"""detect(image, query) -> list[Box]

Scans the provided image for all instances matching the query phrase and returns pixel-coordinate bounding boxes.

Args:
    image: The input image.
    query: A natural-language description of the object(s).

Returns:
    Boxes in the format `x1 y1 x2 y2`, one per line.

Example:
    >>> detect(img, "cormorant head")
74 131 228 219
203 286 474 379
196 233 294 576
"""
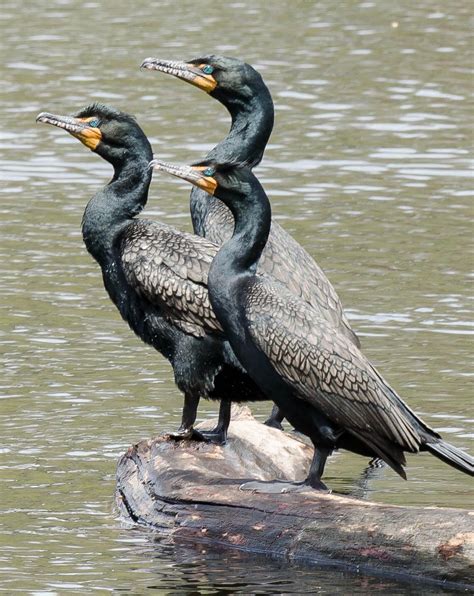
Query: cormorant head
141 54 270 107
150 158 256 206
36 103 152 165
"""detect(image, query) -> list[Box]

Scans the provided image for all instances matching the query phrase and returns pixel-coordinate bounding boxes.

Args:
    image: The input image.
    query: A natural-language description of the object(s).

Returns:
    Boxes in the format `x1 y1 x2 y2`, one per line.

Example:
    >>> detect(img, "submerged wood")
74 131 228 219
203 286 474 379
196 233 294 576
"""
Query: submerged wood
115 406 474 588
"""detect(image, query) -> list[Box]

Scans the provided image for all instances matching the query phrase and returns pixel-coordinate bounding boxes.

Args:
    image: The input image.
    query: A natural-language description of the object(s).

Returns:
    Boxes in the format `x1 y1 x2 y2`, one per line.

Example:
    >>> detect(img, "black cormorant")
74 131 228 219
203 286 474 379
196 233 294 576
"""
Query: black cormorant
142 55 361 429
36 104 273 443
152 158 474 490
141 55 358 344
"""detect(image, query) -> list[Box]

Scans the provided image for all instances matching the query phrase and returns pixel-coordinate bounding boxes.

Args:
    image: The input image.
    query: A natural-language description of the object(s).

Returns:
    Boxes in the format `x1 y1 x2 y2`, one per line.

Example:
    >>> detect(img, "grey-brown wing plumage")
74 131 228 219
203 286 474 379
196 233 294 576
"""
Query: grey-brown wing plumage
245 278 427 456
120 219 223 338
200 197 360 346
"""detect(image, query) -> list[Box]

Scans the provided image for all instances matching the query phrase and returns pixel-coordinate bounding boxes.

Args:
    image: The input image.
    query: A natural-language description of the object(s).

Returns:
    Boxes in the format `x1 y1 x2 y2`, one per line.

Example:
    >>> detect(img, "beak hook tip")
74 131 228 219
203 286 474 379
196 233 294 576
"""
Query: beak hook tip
140 57 154 69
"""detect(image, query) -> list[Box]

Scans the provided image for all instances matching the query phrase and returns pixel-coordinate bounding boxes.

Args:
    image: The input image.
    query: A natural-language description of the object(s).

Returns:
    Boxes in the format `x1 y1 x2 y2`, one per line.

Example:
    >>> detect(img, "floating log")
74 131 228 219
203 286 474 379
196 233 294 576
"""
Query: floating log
115 406 474 589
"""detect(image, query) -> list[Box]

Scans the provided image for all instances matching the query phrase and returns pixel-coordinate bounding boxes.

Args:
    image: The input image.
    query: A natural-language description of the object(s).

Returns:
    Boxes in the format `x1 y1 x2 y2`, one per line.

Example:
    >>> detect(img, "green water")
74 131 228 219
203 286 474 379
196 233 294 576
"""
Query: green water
1 0 472 592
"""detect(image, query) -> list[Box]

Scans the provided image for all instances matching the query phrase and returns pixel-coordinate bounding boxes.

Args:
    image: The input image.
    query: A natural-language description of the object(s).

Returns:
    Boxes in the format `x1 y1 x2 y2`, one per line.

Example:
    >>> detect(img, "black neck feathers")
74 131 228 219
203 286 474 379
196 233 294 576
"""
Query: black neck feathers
82 134 153 264
207 89 274 168
210 172 271 278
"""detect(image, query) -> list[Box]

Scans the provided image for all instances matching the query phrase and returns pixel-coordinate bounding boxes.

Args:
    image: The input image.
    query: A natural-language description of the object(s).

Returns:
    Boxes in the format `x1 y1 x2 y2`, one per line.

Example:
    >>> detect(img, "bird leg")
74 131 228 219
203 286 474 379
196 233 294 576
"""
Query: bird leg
192 399 231 445
168 392 201 441
264 404 284 430
239 446 331 493
168 397 231 445
304 445 331 490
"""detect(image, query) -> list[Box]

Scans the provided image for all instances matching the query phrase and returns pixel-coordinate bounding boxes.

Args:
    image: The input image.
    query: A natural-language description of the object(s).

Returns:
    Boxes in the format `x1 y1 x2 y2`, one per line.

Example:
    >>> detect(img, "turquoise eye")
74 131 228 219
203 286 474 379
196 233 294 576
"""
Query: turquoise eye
88 119 100 128
202 65 214 75
203 167 215 177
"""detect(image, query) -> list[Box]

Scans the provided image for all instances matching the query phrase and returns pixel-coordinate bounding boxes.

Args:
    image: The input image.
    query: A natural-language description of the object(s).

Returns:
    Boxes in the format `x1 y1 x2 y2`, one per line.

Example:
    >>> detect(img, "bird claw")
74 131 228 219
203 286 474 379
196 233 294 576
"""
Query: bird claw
194 428 227 445
239 479 328 494
263 417 284 431
167 427 226 445
167 427 203 442
239 480 331 494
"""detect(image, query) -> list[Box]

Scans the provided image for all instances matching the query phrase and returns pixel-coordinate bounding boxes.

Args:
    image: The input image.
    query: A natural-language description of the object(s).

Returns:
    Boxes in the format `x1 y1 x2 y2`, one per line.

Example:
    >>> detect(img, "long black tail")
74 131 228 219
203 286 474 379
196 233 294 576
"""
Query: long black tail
424 440 474 476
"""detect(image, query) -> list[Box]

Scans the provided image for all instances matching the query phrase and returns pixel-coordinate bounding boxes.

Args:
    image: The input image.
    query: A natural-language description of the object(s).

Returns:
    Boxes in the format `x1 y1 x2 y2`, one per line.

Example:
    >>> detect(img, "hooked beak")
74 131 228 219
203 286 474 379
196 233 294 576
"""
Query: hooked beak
150 159 218 195
36 112 102 150
140 57 217 93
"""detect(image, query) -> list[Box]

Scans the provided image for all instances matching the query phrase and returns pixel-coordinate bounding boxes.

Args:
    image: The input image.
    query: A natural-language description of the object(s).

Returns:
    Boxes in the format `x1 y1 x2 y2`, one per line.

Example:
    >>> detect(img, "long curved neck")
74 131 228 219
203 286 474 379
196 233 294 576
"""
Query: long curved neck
82 150 152 264
210 178 271 280
206 89 274 168
191 88 274 236
108 153 152 209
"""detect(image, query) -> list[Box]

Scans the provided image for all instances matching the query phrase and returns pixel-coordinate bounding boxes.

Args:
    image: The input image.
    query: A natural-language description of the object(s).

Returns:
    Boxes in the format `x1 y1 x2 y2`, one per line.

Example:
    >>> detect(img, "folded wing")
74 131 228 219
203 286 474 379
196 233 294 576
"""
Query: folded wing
120 219 223 338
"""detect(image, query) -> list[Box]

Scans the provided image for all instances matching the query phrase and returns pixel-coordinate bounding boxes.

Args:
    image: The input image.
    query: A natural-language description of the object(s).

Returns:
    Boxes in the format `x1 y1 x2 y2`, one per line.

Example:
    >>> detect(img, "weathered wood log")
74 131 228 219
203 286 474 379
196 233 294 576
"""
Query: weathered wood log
116 406 474 589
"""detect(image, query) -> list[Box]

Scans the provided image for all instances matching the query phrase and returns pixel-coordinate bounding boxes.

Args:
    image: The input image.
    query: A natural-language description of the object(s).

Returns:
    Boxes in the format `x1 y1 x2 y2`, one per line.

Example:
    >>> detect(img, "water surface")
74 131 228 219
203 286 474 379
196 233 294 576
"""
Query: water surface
1 0 472 593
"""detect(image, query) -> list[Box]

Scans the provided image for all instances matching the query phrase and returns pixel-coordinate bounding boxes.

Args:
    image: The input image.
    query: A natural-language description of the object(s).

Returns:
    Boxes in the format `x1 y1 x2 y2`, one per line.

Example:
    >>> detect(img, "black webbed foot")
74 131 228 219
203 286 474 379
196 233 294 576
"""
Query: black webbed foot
194 427 227 445
168 426 227 445
187 400 230 445
264 417 284 431
167 427 206 442
239 479 330 494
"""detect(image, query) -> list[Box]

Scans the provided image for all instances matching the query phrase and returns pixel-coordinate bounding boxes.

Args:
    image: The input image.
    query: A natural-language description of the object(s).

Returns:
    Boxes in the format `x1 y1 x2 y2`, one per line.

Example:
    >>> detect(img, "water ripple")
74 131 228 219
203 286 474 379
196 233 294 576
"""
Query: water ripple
1 1 472 593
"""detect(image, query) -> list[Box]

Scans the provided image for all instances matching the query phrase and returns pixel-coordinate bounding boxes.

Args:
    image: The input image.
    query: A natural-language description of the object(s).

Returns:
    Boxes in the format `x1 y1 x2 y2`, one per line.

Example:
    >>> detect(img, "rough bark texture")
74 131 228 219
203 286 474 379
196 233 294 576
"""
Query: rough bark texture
116 407 474 589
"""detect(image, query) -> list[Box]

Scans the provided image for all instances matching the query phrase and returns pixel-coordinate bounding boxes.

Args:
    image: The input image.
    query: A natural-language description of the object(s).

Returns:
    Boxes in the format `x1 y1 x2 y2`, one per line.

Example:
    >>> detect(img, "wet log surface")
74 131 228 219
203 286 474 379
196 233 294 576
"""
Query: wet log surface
116 407 474 589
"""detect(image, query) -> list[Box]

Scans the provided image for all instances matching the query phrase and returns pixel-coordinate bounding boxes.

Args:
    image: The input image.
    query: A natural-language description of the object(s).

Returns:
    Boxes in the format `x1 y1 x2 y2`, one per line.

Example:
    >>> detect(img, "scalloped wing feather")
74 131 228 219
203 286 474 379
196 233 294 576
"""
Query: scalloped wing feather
120 220 223 339
245 278 423 453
